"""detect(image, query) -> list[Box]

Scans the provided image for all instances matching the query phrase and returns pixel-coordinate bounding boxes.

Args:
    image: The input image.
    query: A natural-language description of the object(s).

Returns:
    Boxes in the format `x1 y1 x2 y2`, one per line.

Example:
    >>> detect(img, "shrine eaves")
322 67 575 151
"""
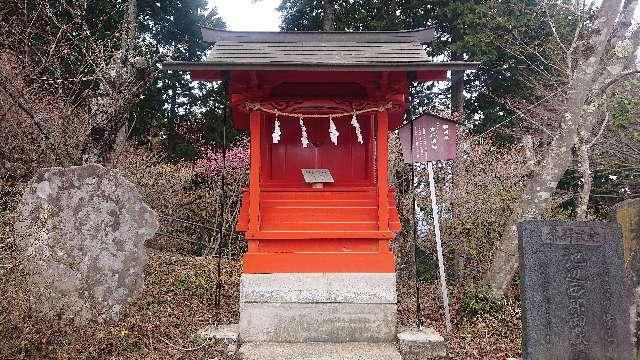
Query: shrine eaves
163 27 479 131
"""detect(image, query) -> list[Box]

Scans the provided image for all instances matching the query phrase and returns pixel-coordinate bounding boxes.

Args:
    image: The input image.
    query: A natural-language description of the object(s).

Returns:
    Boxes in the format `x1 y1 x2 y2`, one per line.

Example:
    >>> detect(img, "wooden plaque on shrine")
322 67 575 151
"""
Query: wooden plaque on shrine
301 169 334 188
398 113 457 163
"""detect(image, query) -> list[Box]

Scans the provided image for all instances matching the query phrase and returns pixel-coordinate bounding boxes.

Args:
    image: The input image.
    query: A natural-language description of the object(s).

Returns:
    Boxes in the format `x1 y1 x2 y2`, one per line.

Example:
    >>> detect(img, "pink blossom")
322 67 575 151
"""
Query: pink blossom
195 138 249 186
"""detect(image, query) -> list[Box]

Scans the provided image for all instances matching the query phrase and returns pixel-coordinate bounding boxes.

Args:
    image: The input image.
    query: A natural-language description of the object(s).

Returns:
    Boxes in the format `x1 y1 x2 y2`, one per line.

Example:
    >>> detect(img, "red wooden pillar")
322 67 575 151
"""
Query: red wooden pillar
377 111 389 231
248 111 261 236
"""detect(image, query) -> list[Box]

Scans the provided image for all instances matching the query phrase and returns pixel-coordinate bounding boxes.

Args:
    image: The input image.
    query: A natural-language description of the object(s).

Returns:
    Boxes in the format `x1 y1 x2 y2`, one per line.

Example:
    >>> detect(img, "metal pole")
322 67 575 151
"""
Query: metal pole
214 84 228 325
410 118 422 329
427 161 451 332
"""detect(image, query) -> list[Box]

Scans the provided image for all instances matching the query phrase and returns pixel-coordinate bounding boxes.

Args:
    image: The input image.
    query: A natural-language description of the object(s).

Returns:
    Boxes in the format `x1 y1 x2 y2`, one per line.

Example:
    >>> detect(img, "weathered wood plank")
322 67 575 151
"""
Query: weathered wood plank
207 40 429 65
163 61 480 72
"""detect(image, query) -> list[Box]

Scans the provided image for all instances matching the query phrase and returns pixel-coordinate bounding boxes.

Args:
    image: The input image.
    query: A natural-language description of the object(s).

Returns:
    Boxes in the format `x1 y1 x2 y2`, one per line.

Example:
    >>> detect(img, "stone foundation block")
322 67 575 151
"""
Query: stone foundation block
397 327 446 359
240 273 397 303
239 302 397 342
197 323 239 342
239 342 402 360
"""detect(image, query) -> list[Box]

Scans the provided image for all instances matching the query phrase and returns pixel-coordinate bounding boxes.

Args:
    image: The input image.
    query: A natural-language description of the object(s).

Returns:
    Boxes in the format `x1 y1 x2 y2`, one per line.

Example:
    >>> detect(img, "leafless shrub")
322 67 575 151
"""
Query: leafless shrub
0 52 90 180
113 143 248 257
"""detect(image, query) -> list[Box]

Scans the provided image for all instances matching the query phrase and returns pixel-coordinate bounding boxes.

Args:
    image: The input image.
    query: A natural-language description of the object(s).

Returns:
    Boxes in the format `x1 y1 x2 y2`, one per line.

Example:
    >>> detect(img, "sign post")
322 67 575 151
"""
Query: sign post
427 161 451 331
399 113 457 332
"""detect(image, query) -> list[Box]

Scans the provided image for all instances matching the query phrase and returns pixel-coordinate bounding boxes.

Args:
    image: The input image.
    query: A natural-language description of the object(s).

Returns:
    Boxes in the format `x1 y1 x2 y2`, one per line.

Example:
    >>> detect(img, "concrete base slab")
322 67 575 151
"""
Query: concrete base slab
241 273 397 303
239 273 397 343
239 342 402 360
240 302 396 342
397 327 446 359
197 323 239 342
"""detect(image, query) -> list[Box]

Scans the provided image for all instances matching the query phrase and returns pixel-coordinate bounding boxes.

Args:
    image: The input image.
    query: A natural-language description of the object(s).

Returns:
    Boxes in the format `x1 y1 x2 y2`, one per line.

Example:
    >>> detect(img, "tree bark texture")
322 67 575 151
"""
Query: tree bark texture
322 0 335 31
485 0 636 296
83 58 151 164
83 0 152 164
450 28 464 117
575 137 592 220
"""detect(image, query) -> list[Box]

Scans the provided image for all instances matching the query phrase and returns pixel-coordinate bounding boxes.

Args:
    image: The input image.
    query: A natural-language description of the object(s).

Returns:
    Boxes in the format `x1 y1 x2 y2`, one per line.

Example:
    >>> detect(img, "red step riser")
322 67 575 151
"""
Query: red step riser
261 221 379 231
243 252 396 273
261 200 378 207
255 238 384 252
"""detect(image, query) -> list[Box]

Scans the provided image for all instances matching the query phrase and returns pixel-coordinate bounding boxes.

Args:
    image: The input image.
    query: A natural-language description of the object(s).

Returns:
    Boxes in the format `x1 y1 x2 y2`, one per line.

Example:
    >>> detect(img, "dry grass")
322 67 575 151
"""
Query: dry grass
1 187 522 359
397 280 522 359
0 248 242 359
1 254 523 359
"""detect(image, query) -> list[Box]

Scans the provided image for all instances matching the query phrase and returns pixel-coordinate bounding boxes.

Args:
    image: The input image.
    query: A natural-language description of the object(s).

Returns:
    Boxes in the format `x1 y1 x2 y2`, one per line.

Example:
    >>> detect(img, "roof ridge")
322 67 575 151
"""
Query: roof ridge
201 27 435 44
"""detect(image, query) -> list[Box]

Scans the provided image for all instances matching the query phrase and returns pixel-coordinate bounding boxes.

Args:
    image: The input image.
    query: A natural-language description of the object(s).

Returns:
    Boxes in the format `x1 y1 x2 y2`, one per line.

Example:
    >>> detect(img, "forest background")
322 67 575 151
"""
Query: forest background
1 0 639 358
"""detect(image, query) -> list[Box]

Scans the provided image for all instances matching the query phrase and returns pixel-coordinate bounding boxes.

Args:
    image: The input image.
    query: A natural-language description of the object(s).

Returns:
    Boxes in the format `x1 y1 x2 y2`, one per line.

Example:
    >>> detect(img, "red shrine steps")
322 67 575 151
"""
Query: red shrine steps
236 188 400 342
237 188 400 274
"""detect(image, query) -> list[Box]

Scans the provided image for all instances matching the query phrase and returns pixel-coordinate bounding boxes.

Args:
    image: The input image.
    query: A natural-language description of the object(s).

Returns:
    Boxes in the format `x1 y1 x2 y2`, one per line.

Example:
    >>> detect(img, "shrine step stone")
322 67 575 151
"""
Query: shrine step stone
239 273 397 343
239 342 402 360
397 327 447 359
240 273 396 303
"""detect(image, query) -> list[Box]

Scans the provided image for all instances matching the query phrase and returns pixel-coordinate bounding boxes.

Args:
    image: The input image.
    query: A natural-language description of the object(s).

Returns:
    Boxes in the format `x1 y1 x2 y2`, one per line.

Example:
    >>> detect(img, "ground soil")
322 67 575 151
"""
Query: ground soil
1 250 522 359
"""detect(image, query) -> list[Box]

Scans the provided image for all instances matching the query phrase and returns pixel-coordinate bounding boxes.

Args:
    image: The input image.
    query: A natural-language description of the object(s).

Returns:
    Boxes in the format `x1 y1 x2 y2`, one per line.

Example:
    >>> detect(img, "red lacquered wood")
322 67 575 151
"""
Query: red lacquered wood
262 115 373 187
261 221 378 232
245 230 394 240
242 252 395 273
227 69 411 274
377 111 389 231
190 70 222 81
248 111 261 233
227 71 409 130
247 240 259 252
261 207 377 222
237 189 401 234
256 238 380 252
415 70 447 82
236 191 249 231
378 240 390 252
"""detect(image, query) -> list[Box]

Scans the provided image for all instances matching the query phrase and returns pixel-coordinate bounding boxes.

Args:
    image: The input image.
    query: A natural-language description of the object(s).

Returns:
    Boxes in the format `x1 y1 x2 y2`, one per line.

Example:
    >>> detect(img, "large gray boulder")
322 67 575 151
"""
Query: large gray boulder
15 164 158 323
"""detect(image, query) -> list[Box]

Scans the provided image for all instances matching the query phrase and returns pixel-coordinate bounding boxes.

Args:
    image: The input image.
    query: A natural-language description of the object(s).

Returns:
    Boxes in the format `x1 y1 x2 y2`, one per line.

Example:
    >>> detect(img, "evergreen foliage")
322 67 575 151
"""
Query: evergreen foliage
132 0 229 159
278 0 578 138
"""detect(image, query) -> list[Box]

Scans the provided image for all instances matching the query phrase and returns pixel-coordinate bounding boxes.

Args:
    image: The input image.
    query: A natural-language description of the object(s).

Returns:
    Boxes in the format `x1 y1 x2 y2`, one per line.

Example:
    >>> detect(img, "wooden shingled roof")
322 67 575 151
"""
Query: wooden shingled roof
207 40 430 65
163 27 479 72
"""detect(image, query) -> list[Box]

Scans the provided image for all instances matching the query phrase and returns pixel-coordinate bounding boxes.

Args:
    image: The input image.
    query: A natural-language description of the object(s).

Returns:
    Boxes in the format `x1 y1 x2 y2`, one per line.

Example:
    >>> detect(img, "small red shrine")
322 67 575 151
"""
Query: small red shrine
165 27 476 346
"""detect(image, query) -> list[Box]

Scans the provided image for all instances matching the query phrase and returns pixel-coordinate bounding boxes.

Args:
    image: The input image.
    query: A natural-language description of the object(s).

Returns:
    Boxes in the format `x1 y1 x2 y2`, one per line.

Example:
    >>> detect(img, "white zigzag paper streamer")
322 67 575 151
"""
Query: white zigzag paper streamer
351 113 363 144
272 117 281 144
299 116 309 148
329 117 339 145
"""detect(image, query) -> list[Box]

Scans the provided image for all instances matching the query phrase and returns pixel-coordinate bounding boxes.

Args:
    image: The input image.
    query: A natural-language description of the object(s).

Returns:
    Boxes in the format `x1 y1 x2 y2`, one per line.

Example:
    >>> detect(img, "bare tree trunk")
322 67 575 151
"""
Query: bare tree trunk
485 112 580 295
121 0 137 58
575 137 592 220
167 74 178 153
83 0 151 164
485 0 630 296
450 28 464 117
451 70 464 117
322 0 335 31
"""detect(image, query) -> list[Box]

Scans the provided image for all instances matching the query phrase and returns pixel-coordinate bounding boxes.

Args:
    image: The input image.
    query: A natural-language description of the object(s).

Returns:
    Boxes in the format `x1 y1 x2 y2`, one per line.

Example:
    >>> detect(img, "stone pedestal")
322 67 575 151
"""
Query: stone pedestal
207 274 451 359
239 273 397 343
397 327 447 359
239 342 402 360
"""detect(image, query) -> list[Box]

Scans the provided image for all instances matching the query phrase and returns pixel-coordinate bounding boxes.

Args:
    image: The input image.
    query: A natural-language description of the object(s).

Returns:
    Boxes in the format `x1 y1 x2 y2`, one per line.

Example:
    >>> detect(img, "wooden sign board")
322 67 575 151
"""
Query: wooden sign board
301 169 334 188
398 113 457 163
